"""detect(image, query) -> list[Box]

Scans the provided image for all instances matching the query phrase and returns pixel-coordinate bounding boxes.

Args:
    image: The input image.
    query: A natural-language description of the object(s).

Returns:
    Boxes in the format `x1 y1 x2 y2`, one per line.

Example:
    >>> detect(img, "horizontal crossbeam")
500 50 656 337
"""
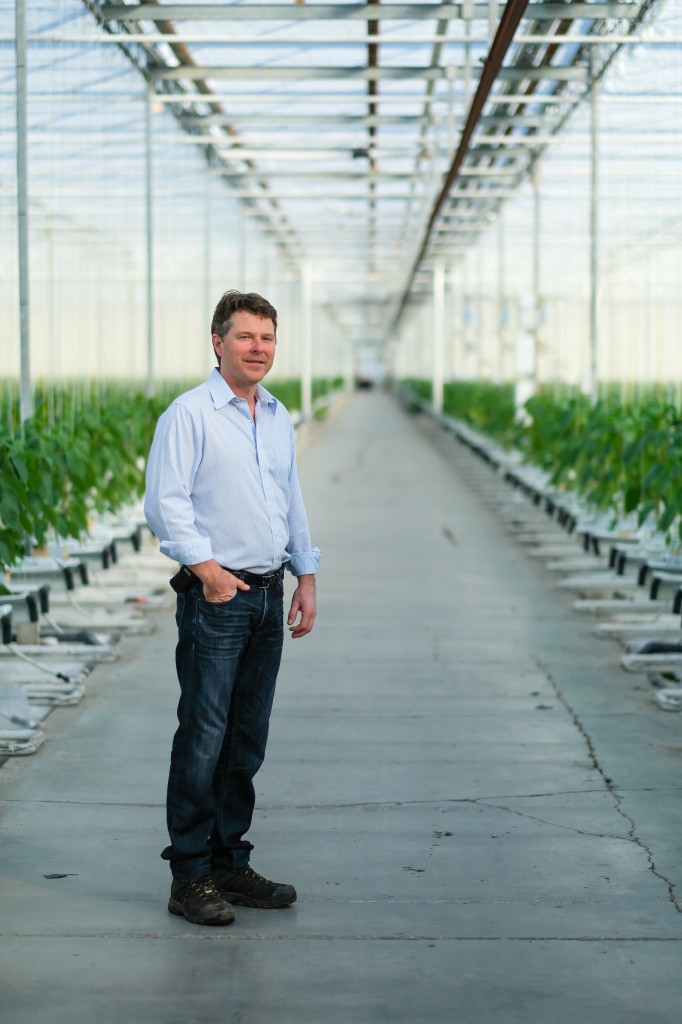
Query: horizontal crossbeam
100 3 642 23
151 65 587 82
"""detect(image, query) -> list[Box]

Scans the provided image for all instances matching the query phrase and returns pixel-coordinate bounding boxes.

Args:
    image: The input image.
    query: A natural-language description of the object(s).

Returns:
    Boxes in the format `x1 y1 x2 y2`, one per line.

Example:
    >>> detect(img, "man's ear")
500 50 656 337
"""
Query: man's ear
211 334 222 365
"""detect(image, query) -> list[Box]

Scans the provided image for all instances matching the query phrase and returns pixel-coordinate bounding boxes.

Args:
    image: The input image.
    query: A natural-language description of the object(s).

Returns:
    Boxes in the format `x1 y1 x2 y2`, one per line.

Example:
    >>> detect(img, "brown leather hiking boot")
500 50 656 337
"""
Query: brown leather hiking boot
212 866 297 909
168 875 236 925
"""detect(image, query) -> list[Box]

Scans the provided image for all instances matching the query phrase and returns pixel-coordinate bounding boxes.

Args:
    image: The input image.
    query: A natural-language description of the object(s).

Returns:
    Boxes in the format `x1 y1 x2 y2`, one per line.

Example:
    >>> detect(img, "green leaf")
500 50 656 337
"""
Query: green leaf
658 505 677 533
8 450 29 484
623 484 641 514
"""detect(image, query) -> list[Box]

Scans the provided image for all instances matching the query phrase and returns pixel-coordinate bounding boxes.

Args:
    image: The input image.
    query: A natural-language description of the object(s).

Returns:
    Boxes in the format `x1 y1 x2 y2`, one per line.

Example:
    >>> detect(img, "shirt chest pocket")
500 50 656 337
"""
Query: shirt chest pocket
262 445 291 487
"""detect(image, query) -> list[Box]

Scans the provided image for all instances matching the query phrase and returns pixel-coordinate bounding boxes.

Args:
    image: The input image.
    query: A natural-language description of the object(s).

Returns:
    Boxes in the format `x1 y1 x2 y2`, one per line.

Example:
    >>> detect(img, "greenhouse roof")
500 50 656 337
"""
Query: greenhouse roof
3 0 682 351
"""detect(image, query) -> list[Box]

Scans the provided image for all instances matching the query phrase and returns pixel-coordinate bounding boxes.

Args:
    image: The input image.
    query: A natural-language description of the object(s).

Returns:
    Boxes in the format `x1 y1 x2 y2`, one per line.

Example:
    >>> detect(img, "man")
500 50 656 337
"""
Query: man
144 289 319 926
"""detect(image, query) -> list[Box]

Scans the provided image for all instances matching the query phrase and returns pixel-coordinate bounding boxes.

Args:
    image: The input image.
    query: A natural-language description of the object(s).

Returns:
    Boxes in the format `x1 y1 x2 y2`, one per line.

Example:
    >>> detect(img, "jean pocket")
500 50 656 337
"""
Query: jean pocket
200 591 238 606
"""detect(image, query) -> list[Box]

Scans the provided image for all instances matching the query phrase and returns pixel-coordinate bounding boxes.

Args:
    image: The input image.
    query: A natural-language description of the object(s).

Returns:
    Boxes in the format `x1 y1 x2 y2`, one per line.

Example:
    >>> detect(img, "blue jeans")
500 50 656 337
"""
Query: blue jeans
163 580 284 882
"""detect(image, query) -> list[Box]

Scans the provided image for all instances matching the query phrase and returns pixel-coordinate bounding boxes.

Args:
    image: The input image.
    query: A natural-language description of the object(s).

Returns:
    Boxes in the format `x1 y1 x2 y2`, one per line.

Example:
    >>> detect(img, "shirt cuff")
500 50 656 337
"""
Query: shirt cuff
287 548 321 577
159 538 214 566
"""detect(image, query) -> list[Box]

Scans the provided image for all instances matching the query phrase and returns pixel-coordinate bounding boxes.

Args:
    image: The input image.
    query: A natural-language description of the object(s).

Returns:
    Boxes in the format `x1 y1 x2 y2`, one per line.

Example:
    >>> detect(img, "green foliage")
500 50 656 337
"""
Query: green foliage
400 377 682 543
402 378 517 445
258 376 345 413
0 376 345 570
521 388 682 539
0 381 181 570
267 379 301 410
442 380 517 446
403 378 433 404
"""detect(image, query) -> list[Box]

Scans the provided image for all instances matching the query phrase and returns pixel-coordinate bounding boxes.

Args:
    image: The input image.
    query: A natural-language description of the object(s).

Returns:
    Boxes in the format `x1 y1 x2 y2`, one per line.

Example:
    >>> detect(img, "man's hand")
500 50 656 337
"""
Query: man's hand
287 574 316 638
188 560 250 603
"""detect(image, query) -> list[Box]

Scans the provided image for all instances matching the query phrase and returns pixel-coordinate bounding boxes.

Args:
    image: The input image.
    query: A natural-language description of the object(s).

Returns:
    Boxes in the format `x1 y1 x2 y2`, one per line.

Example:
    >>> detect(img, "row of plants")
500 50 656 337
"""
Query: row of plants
266 376 346 419
0 377 344 571
522 388 682 539
402 377 682 542
402 377 518 446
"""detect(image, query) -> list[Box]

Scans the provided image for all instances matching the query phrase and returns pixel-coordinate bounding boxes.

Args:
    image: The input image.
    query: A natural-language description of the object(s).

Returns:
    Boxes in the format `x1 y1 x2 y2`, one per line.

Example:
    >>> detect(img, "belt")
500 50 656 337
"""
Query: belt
222 565 284 589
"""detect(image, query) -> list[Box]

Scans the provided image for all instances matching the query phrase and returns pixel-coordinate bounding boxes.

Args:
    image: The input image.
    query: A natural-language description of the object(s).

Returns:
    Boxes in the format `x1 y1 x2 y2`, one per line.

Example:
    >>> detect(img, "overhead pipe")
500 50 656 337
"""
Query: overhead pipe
392 0 530 332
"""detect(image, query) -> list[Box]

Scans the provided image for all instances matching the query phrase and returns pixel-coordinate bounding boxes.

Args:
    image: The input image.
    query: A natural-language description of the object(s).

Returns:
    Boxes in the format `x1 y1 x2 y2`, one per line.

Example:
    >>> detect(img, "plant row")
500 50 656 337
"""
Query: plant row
0 377 343 571
403 378 682 541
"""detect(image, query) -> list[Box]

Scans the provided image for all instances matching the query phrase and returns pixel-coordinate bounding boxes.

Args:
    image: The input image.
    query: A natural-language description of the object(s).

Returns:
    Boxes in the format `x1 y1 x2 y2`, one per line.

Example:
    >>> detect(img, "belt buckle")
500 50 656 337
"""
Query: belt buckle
261 567 282 588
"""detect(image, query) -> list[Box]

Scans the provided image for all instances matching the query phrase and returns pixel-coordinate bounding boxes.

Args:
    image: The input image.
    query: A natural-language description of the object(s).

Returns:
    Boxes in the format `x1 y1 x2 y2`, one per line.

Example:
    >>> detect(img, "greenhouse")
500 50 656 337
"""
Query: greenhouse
2 2 682 1022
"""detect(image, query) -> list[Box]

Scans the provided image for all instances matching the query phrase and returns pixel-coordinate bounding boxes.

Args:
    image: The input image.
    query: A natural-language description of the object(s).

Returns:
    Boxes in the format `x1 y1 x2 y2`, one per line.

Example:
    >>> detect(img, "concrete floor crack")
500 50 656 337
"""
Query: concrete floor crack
535 657 682 913
472 798 631 842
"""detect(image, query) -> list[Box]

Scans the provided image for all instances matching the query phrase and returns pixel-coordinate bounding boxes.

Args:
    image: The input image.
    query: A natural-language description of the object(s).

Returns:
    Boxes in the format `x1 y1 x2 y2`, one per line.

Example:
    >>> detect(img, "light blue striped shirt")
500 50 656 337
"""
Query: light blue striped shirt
144 369 320 576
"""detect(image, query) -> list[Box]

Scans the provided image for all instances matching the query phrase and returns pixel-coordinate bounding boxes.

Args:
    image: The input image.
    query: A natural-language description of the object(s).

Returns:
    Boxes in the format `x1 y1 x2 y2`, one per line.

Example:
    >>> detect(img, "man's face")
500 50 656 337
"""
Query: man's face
212 310 276 395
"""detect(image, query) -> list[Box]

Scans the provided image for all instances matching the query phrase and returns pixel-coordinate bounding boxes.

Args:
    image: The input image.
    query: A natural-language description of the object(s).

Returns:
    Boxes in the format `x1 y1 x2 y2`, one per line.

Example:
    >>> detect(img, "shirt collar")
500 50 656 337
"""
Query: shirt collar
207 367 278 414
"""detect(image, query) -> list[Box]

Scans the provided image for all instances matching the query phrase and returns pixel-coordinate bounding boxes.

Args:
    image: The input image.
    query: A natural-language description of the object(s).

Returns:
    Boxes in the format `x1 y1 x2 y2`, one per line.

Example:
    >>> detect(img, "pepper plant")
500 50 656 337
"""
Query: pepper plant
0 376 344 571
402 377 682 544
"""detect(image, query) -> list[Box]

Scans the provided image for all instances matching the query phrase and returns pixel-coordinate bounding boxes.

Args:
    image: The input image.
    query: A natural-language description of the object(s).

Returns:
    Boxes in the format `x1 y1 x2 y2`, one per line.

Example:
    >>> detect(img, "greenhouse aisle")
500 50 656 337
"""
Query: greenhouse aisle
1 389 681 1024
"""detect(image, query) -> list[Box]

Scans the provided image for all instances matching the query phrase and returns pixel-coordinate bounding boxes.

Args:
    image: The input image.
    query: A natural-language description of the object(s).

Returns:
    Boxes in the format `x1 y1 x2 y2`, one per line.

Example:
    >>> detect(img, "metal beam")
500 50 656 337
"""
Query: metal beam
16 0 32 426
480 113 549 127
152 91 486 105
152 64 586 82
145 82 155 399
20 31 674 45
180 113 429 128
100 4 642 23
213 168 520 180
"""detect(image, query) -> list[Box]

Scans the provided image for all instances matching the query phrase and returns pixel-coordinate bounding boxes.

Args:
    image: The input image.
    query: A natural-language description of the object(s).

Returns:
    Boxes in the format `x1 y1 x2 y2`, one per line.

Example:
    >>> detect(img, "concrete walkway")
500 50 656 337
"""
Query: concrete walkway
1 390 681 1023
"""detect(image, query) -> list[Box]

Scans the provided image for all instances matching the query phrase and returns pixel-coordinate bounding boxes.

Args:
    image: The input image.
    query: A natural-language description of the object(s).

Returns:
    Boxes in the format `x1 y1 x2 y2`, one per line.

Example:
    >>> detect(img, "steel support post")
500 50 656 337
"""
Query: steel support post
488 0 499 45
16 0 33 426
300 261 313 422
589 59 600 402
433 263 445 414
446 64 456 159
145 82 155 397
463 18 472 116
532 168 542 389
497 212 505 381
204 162 212 368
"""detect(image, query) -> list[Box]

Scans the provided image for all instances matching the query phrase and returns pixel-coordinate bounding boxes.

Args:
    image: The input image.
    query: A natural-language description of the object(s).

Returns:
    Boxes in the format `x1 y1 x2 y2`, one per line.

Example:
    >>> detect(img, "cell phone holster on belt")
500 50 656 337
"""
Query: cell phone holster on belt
169 565 197 593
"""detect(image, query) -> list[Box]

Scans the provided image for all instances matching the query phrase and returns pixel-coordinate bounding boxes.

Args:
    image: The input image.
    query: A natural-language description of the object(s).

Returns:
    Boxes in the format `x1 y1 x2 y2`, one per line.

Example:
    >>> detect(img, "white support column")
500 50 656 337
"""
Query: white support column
532 167 542 389
589 58 600 402
449 263 461 380
488 0 499 46
145 81 155 398
463 16 473 118
433 262 445 415
238 205 246 289
203 162 212 365
16 0 33 426
300 260 313 422
497 213 505 381
477 246 486 378
446 64 456 160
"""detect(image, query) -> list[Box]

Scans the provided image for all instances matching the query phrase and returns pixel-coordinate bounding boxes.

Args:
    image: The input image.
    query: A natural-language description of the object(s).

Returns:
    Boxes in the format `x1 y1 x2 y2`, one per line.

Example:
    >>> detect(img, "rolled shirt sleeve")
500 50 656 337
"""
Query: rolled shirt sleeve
144 403 215 566
285 426 320 576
